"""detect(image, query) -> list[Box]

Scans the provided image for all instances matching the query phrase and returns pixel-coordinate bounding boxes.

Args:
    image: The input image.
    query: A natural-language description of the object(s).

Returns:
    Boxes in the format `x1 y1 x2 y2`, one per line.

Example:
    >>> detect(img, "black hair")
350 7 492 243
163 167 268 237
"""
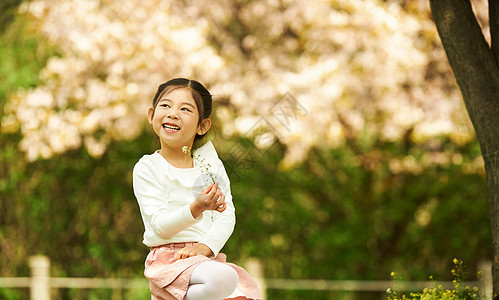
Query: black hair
152 78 212 142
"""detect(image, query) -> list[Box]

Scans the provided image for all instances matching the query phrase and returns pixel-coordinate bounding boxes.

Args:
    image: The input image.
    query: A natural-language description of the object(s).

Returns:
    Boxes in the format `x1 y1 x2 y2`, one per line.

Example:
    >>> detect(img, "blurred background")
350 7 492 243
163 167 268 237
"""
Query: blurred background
0 0 491 299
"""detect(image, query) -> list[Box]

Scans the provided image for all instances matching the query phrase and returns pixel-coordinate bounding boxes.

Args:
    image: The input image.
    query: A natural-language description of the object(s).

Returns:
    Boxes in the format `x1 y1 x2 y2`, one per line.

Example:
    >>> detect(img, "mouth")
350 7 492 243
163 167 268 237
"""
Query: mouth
162 123 181 132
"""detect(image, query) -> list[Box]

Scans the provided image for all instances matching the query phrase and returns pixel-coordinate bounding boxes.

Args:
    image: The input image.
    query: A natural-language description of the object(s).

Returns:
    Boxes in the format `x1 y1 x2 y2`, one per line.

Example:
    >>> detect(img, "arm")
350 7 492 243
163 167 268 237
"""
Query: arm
175 161 236 260
175 194 235 260
198 162 236 256
133 161 198 239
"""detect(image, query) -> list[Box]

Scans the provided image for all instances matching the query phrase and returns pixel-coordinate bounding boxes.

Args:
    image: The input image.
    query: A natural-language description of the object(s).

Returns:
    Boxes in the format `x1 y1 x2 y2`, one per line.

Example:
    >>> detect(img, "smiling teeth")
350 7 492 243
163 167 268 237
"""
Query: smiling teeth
163 124 180 131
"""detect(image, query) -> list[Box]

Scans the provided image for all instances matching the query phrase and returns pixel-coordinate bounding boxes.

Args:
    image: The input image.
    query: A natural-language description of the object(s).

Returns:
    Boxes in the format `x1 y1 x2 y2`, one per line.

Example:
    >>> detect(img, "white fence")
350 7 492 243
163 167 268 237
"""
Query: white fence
0 256 492 300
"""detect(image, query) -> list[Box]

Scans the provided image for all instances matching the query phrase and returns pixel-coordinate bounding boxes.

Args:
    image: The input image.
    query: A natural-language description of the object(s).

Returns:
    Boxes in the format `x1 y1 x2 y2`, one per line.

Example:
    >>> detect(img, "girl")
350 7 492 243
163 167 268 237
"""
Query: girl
133 78 262 300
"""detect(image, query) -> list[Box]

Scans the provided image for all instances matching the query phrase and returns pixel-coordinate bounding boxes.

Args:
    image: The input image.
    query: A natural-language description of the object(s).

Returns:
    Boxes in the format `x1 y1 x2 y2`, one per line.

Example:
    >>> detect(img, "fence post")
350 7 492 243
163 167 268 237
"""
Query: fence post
29 255 50 300
478 260 492 300
245 258 266 300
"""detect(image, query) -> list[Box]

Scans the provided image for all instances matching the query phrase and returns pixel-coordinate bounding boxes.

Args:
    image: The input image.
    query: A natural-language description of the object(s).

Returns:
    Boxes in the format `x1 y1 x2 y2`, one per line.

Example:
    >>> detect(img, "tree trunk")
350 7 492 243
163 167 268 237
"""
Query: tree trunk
429 0 499 297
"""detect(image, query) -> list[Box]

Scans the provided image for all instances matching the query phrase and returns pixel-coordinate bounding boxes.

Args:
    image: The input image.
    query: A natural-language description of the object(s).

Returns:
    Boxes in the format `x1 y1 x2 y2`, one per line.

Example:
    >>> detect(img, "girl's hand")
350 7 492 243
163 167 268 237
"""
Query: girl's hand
190 183 226 218
175 243 214 261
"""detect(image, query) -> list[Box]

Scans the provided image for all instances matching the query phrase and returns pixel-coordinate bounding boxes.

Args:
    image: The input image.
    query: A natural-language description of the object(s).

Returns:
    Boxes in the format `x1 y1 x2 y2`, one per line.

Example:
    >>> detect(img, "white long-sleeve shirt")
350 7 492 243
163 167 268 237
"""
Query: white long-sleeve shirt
132 141 235 256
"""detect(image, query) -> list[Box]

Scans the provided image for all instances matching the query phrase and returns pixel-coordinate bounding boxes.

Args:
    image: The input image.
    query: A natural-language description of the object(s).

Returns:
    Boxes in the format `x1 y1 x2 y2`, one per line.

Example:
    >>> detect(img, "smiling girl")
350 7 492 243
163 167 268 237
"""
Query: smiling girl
133 78 262 300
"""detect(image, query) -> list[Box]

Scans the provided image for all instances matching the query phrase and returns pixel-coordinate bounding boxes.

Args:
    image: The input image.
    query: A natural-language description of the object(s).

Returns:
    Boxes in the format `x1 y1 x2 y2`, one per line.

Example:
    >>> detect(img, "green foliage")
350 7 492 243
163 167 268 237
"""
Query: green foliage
219 136 489 300
0 12 57 102
0 7 491 300
387 259 481 300
0 288 25 300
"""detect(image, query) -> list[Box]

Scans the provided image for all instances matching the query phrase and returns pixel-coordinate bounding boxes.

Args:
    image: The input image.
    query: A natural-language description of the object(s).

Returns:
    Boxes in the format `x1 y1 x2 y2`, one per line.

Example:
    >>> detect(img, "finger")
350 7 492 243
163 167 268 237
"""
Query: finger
175 249 183 261
216 204 226 213
216 193 225 207
176 247 192 260
208 183 218 196
202 184 214 194
216 202 227 213
209 192 221 208
214 187 222 202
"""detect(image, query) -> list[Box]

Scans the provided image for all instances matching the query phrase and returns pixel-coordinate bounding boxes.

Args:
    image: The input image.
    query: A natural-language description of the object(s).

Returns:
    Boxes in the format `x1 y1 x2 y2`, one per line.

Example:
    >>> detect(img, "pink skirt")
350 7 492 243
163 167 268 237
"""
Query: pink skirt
144 242 263 300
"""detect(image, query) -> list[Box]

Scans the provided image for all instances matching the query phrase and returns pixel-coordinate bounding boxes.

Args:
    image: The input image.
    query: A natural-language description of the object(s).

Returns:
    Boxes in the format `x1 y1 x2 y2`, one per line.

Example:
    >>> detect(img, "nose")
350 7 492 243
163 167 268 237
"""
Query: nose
167 110 179 119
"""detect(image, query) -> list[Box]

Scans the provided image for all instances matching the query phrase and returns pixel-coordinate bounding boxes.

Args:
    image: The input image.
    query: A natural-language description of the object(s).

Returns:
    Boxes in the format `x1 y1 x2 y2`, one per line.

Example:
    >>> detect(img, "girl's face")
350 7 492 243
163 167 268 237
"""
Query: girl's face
148 87 209 150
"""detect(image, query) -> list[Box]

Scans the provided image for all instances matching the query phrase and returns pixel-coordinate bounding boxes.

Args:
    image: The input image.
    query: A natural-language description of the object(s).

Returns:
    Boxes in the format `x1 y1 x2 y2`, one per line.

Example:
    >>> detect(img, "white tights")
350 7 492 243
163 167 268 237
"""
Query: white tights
184 261 239 300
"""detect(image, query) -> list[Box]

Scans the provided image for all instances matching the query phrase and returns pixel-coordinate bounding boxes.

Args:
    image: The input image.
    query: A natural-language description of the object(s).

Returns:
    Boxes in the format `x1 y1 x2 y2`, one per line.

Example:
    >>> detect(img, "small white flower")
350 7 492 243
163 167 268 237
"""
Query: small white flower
182 146 217 184
182 146 191 155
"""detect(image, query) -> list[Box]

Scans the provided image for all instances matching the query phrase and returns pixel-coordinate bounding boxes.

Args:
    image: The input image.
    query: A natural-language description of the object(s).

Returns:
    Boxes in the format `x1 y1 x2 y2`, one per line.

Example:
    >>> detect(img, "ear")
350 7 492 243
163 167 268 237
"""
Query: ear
197 118 212 135
147 107 154 124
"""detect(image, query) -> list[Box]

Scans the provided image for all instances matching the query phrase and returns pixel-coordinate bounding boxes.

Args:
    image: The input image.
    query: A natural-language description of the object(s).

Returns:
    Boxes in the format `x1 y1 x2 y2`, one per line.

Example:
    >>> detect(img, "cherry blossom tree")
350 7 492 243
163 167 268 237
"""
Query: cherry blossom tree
1 0 472 170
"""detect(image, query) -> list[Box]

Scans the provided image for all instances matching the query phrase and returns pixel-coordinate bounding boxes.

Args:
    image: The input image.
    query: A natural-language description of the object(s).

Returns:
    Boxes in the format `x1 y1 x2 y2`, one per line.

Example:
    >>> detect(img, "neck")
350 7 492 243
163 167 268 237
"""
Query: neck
159 144 193 168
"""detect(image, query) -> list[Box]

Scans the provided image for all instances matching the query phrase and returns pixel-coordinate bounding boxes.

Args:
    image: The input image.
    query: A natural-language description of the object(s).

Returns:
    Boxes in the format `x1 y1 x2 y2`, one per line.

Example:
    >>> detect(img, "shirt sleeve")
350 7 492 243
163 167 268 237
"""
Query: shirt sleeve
198 159 236 256
133 161 199 239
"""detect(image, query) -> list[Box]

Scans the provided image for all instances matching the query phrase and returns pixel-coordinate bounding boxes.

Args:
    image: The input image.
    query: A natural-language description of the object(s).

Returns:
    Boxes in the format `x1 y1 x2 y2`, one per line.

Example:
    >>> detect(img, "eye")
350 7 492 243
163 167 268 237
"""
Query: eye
181 107 192 112
160 104 170 108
